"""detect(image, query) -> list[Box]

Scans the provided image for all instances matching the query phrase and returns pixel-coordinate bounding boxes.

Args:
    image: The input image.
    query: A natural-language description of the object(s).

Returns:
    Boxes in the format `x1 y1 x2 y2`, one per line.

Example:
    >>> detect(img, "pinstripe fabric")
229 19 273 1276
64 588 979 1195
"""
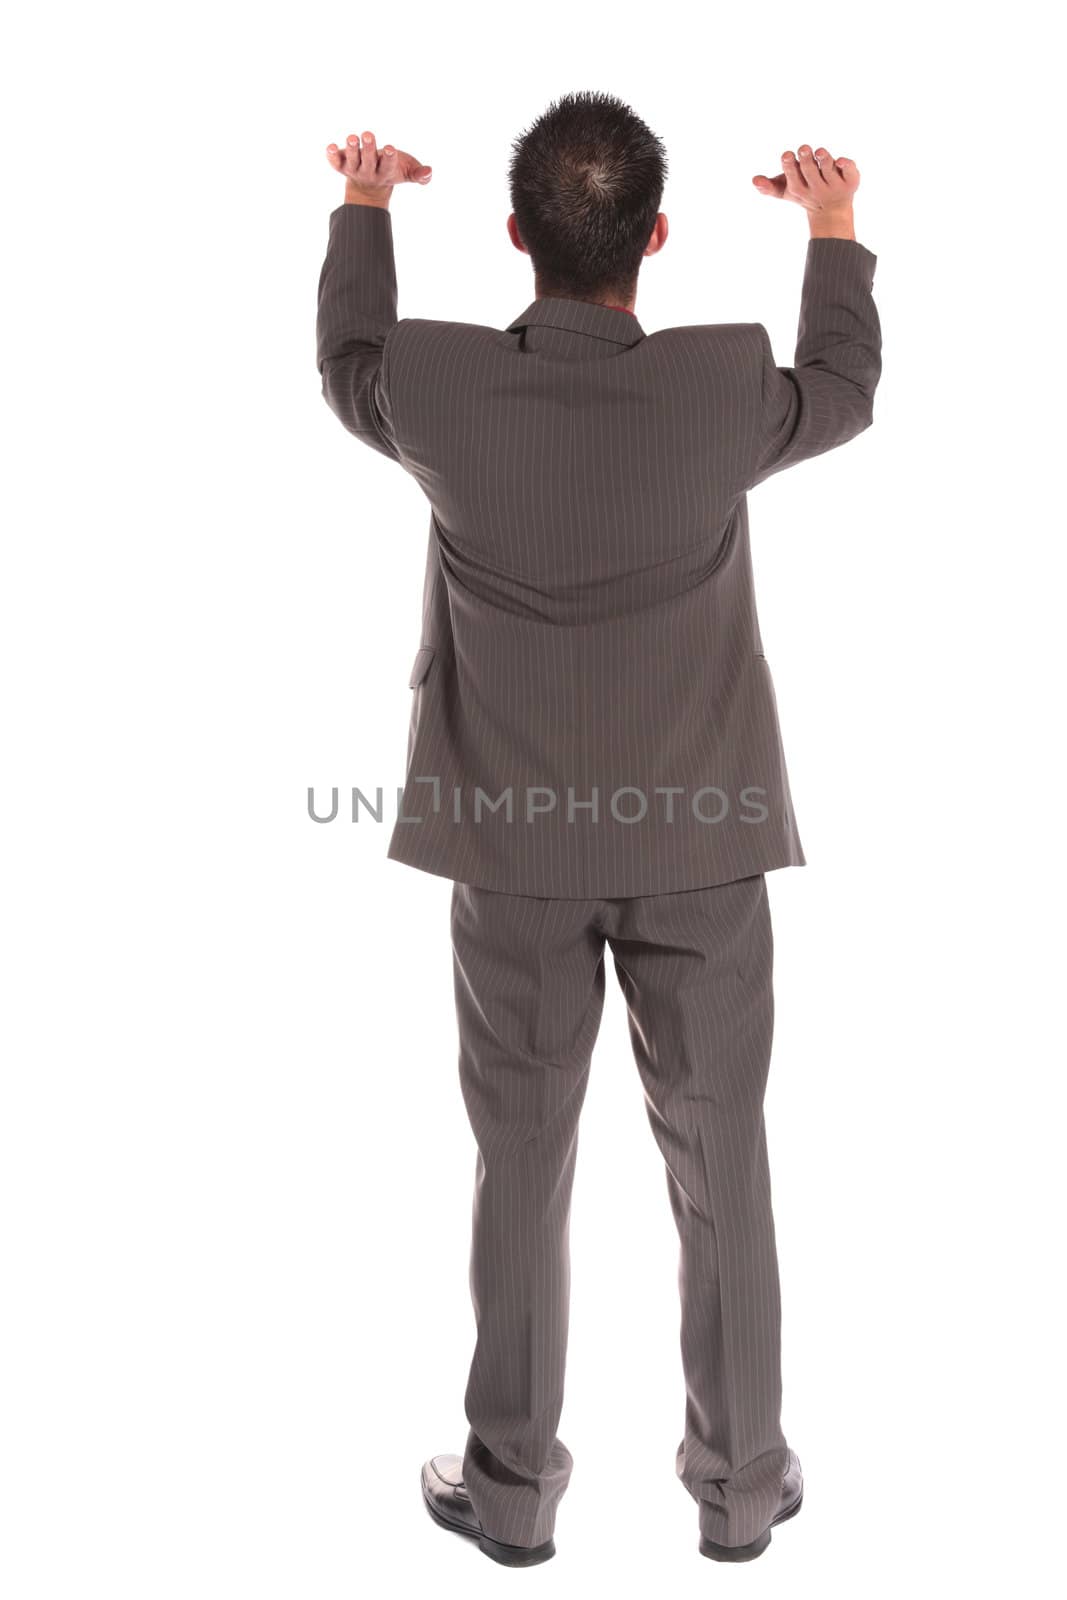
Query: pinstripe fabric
450 873 786 1549
316 203 881 898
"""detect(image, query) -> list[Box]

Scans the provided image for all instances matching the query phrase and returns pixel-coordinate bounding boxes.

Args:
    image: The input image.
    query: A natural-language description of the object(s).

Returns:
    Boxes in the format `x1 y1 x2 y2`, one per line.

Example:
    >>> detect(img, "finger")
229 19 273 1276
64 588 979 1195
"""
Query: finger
391 147 433 184
812 147 834 184
379 142 401 181
360 130 378 176
325 143 344 172
343 133 362 178
781 150 806 198
752 173 785 196
796 144 822 185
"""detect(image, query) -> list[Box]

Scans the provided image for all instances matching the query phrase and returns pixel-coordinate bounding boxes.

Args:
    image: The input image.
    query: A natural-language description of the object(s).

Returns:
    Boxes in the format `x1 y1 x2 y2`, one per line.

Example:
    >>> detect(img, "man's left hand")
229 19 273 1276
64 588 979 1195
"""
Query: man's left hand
326 131 433 207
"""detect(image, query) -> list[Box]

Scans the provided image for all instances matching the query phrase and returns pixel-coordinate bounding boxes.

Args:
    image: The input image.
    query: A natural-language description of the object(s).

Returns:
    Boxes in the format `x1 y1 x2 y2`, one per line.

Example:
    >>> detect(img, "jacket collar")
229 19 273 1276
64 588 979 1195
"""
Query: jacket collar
505 294 645 348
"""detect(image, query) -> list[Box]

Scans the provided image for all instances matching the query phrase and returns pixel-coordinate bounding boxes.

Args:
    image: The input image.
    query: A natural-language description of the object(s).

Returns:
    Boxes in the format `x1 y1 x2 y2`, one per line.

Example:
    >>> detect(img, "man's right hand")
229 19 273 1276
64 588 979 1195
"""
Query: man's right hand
752 146 860 239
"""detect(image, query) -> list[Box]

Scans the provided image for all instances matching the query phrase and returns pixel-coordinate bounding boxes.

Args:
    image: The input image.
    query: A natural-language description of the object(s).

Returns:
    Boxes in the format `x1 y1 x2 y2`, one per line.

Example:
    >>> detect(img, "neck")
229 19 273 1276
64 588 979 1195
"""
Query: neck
535 283 636 314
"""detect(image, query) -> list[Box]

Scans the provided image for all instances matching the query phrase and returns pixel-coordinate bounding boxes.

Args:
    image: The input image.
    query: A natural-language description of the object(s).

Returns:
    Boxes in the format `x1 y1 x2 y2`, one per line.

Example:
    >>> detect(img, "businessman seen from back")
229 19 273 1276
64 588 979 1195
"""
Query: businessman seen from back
315 90 882 1567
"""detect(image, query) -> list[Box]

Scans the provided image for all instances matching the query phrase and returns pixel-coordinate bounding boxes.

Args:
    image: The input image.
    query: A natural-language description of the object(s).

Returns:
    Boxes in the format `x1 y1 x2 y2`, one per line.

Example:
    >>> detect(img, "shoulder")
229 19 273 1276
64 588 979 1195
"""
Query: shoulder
383 315 509 371
645 320 766 353
387 315 505 346
640 322 768 383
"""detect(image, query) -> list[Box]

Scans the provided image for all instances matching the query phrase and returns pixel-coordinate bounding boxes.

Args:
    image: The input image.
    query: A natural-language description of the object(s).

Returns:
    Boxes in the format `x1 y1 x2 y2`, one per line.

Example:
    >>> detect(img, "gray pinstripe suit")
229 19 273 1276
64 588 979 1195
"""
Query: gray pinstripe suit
316 202 881 1549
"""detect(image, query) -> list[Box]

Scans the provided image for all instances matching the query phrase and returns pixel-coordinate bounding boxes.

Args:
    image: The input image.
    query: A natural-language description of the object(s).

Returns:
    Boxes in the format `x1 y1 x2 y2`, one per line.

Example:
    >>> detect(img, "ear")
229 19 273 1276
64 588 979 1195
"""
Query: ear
644 213 669 258
507 213 529 255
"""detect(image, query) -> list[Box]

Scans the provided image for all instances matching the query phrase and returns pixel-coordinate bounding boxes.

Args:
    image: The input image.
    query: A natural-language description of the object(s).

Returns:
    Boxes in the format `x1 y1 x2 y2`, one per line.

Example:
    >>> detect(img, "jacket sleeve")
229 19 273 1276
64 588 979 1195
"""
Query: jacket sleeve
748 236 882 489
315 202 403 463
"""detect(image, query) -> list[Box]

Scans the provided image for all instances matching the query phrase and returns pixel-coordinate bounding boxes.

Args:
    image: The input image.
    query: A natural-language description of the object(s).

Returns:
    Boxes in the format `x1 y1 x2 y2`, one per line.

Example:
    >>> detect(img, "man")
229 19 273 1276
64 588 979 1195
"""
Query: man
316 91 881 1566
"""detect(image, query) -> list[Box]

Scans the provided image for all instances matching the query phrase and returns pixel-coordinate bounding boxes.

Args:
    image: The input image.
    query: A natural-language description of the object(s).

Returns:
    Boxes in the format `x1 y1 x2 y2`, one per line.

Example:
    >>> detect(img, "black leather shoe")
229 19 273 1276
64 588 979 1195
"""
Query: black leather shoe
420 1454 556 1567
699 1449 803 1562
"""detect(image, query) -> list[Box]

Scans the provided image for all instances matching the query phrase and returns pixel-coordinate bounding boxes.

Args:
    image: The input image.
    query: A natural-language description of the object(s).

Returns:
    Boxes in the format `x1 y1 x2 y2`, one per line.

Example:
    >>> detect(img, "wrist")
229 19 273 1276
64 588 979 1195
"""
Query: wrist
343 180 392 209
808 208 856 241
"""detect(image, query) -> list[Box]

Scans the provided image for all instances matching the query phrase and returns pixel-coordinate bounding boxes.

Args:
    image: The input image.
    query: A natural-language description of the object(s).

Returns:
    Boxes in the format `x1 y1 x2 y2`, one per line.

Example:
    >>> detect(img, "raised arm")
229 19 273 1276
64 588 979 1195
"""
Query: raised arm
316 131 432 463
747 144 882 487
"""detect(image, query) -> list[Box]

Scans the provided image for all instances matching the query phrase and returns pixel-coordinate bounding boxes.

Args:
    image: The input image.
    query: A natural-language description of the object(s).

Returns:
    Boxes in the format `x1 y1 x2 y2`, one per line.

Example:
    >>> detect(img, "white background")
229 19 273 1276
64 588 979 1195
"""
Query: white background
3 3 1064 1595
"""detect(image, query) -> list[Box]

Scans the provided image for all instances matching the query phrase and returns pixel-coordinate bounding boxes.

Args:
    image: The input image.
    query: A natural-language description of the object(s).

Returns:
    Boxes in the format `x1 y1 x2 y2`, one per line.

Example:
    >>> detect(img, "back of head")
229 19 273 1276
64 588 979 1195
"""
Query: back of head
508 90 667 303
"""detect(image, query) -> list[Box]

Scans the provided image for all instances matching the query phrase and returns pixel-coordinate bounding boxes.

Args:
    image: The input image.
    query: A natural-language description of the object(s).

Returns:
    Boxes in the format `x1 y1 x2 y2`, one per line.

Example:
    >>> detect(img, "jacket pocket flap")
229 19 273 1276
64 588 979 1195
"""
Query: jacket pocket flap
408 645 435 688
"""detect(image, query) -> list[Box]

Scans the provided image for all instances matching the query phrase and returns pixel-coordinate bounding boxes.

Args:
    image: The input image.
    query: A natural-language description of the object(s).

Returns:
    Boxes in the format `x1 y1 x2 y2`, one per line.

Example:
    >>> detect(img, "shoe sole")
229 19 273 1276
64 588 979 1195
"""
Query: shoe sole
699 1490 803 1563
421 1484 556 1566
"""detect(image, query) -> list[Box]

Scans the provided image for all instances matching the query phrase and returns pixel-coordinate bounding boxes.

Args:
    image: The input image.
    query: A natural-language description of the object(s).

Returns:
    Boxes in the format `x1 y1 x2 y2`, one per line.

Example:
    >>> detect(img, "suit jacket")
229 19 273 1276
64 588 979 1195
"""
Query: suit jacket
315 202 881 897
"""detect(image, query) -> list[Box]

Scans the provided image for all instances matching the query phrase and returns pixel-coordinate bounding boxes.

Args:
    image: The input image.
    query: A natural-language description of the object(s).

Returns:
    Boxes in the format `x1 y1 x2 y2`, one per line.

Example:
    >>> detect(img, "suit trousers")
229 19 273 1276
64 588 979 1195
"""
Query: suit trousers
449 872 791 1550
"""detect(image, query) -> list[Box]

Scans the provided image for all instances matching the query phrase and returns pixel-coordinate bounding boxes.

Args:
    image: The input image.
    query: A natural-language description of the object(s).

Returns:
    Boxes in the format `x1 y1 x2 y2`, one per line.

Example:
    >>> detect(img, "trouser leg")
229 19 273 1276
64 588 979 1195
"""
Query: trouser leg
605 874 790 1548
450 882 606 1547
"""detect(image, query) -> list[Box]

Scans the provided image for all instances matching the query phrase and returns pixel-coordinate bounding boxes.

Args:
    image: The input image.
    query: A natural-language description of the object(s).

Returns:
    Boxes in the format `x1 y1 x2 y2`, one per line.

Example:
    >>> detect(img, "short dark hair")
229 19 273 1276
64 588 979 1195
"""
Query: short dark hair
507 90 667 302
